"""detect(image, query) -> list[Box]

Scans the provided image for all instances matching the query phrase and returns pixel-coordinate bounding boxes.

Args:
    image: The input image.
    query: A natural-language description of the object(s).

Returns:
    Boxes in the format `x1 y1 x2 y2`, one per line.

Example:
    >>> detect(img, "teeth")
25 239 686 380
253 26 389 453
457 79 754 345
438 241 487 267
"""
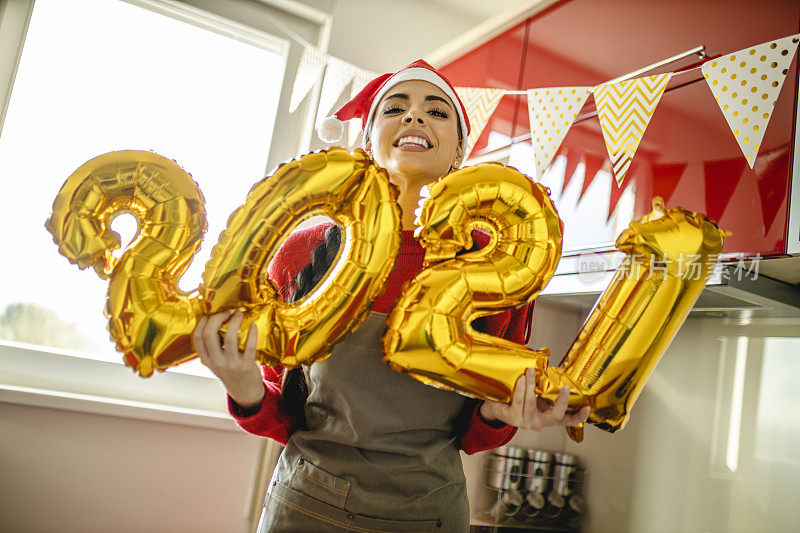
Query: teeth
397 136 431 148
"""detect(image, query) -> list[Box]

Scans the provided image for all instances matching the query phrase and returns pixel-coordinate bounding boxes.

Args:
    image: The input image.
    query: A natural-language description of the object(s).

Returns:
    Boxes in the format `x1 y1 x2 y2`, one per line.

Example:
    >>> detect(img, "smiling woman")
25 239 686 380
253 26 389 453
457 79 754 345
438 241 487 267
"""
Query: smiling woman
193 60 588 532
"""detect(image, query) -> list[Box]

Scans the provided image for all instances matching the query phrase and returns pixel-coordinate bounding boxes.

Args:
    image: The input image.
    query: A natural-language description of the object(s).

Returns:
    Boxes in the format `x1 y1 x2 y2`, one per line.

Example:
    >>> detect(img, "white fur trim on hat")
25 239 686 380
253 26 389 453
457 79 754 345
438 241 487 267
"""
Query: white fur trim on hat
318 115 345 143
363 67 468 156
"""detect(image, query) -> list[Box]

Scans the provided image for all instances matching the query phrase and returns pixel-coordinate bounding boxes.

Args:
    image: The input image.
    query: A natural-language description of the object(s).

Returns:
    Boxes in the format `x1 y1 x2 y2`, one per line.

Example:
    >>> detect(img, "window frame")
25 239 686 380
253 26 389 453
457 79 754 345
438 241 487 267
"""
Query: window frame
0 0 326 428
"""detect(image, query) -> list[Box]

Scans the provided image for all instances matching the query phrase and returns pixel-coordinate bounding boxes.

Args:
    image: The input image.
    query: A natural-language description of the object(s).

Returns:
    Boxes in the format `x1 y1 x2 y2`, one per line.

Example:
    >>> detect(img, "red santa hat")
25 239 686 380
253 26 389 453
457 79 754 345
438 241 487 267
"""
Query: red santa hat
317 59 470 156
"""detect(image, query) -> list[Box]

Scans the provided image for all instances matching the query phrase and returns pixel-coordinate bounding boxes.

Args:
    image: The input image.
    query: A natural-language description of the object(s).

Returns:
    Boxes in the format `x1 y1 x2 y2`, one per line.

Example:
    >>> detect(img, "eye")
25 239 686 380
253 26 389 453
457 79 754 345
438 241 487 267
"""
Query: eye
428 106 449 119
382 106 404 115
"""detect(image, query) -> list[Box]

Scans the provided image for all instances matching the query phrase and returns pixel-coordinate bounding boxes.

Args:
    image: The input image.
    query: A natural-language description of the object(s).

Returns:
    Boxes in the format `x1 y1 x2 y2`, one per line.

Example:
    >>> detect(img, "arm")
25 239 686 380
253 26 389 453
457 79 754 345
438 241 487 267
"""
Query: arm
457 304 528 455
194 224 331 443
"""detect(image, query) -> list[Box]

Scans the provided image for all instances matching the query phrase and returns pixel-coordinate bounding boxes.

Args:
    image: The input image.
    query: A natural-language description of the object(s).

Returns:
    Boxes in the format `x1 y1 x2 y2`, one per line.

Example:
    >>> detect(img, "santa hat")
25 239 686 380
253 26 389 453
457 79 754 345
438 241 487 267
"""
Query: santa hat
317 59 470 156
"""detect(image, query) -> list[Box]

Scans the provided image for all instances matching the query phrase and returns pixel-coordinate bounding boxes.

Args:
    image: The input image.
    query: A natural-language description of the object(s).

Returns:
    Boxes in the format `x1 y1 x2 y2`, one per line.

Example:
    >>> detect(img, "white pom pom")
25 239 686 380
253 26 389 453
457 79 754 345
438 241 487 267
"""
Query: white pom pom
318 115 344 143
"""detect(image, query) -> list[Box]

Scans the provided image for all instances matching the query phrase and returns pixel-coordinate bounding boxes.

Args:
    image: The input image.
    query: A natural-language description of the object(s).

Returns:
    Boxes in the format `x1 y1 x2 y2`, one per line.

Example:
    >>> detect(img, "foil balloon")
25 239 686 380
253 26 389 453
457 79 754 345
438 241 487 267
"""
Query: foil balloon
202 148 401 367
46 148 400 376
382 163 563 402
534 197 729 442
45 151 207 377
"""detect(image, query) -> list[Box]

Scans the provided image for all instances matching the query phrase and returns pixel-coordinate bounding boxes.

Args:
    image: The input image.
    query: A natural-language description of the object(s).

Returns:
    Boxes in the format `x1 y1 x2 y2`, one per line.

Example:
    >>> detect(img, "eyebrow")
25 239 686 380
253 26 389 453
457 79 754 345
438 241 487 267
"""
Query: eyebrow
385 93 453 108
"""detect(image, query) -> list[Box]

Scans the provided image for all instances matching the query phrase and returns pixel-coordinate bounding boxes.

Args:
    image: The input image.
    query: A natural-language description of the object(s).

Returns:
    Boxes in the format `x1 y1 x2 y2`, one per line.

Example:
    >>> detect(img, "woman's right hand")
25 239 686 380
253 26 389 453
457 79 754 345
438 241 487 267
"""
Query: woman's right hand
192 310 265 410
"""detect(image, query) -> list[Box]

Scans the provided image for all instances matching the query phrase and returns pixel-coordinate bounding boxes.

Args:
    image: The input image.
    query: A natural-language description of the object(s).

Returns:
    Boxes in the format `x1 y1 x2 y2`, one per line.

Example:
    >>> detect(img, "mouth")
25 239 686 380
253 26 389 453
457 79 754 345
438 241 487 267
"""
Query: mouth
393 130 433 151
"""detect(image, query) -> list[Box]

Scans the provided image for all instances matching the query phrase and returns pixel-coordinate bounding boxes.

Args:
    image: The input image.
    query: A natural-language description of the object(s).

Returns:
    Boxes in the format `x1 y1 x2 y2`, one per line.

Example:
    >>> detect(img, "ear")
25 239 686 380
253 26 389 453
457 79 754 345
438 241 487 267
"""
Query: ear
364 140 372 153
455 144 464 163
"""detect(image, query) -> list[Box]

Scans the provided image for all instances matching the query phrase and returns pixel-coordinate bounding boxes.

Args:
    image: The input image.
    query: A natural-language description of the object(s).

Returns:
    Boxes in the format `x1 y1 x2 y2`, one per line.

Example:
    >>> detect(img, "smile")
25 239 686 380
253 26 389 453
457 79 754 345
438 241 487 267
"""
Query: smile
394 136 432 151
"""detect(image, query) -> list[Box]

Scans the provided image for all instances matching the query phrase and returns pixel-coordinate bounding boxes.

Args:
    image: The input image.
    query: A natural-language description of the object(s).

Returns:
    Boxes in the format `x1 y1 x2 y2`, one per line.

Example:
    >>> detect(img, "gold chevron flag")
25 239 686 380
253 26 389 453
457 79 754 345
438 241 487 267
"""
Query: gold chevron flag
594 73 672 186
348 68 379 146
455 87 505 158
289 45 328 113
702 33 800 168
527 87 592 180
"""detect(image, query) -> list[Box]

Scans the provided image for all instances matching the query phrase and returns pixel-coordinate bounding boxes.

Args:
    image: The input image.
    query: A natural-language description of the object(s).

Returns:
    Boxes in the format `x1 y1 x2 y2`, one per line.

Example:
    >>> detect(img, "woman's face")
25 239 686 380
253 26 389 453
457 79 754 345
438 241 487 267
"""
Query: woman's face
367 80 462 188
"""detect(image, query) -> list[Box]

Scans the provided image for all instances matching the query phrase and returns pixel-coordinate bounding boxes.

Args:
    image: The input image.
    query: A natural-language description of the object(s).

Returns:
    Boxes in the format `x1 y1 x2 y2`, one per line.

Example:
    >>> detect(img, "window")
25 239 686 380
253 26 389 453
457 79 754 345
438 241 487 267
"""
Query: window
0 0 287 375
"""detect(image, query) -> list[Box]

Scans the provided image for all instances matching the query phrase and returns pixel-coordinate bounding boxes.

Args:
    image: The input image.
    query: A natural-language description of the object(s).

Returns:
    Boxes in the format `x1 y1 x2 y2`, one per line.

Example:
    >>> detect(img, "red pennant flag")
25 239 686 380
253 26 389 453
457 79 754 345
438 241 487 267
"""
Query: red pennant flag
652 162 688 205
753 144 791 233
563 149 582 191
580 153 605 201
703 157 747 224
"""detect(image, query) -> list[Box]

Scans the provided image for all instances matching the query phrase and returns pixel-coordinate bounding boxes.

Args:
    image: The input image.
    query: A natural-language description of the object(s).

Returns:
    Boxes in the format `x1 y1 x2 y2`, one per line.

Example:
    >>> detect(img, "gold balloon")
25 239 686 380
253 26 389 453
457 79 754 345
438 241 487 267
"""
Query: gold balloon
45 151 207 376
202 148 401 367
382 163 563 402
46 148 400 376
534 197 729 441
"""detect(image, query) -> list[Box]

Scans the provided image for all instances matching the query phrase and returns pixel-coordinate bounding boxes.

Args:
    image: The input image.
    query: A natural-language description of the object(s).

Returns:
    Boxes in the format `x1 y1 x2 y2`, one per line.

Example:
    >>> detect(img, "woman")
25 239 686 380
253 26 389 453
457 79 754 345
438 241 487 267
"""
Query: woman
193 60 589 532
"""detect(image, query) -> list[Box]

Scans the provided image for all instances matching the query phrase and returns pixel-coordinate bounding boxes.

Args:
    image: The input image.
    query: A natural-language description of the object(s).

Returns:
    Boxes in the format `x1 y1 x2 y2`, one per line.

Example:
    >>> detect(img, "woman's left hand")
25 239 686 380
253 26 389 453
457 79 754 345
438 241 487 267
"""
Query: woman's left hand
479 367 590 431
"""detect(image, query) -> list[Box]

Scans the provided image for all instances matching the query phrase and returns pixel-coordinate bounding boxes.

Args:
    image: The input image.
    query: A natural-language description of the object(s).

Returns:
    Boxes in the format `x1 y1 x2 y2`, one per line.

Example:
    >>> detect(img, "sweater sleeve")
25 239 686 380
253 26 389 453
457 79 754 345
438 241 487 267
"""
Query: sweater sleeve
457 303 534 454
227 223 332 441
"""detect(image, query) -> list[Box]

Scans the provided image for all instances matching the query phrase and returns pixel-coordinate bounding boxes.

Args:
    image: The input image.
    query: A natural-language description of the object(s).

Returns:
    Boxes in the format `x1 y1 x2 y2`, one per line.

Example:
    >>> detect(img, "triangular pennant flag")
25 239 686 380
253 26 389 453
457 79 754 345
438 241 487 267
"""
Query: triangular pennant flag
702 33 800 168
703 157 747 224
563 148 582 190
455 87 504 158
348 68 379 146
579 153 606 201
753 144 791 232
526 87 592 180
608 169 632 221
316 57 359 125
652 162 688 205
594 73 672 186
289 45 328 113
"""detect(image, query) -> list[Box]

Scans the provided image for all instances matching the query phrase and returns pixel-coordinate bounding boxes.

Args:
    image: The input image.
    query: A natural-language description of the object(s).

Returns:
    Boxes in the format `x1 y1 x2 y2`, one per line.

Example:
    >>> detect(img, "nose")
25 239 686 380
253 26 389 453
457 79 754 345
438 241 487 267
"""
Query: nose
402 112 424 125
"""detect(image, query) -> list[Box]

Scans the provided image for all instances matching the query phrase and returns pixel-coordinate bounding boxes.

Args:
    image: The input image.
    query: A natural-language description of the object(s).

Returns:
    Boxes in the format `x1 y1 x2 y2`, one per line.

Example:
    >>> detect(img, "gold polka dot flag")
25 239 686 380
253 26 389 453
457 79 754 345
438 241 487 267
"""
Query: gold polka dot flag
289 45 329 113
348 68 379 146
701 33 800 168
594 73 673 186
526 87 592 181
455 87 505 158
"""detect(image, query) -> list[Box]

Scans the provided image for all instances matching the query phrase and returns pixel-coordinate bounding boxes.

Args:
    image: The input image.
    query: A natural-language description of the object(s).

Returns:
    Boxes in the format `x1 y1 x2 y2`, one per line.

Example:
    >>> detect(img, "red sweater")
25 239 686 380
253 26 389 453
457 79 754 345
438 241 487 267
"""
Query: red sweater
227 223 533 454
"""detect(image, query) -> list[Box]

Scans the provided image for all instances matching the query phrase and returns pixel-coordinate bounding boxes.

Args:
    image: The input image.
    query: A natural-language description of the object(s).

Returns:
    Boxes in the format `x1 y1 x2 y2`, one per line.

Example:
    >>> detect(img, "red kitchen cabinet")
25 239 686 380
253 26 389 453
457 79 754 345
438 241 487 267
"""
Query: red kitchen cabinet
441 0 799 256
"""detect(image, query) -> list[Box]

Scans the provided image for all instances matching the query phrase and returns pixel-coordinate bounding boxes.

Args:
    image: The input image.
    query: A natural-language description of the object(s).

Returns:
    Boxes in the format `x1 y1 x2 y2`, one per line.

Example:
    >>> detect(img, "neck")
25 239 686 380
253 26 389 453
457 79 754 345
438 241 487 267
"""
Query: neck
392 175 426 231
389 170 428 230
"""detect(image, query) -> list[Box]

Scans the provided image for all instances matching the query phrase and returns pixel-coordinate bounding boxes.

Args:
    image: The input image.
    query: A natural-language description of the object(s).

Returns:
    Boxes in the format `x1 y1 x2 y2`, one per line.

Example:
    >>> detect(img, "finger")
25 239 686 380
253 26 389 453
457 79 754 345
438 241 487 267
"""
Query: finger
224 310 244 356
508 374 526 421
564 405 591 426
522 367 538 422
551 386 570 420
193 315 209 363
243 322 258 363
203 310 233 363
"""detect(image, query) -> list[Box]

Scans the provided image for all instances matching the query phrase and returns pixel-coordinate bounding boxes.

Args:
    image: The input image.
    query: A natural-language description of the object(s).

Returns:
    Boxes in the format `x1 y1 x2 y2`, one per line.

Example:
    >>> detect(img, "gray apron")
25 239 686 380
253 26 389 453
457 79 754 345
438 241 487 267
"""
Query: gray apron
259 312 470 532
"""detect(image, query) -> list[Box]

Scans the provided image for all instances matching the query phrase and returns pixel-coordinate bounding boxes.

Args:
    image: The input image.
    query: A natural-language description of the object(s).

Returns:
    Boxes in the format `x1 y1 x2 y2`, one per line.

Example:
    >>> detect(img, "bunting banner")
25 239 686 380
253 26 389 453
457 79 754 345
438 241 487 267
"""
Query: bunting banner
702 33 800 168
289 45 328 113
316 57 360 125
285 33 795 190
594 73 672 186
526 87 592 180
454 87 505 158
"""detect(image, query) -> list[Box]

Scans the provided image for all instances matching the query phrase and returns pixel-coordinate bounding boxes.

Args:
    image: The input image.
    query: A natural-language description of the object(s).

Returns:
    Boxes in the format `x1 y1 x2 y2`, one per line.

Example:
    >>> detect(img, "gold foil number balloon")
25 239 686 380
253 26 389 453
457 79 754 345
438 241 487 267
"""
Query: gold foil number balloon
201 148 400 367
534 197 728 441
45 151 207 376
46 148 400 376
382 163 563 402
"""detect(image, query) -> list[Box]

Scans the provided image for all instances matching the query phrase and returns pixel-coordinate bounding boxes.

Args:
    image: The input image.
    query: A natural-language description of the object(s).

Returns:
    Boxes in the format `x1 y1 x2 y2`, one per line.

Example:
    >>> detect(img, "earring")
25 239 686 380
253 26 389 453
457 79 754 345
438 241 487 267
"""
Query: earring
452 159 460 169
